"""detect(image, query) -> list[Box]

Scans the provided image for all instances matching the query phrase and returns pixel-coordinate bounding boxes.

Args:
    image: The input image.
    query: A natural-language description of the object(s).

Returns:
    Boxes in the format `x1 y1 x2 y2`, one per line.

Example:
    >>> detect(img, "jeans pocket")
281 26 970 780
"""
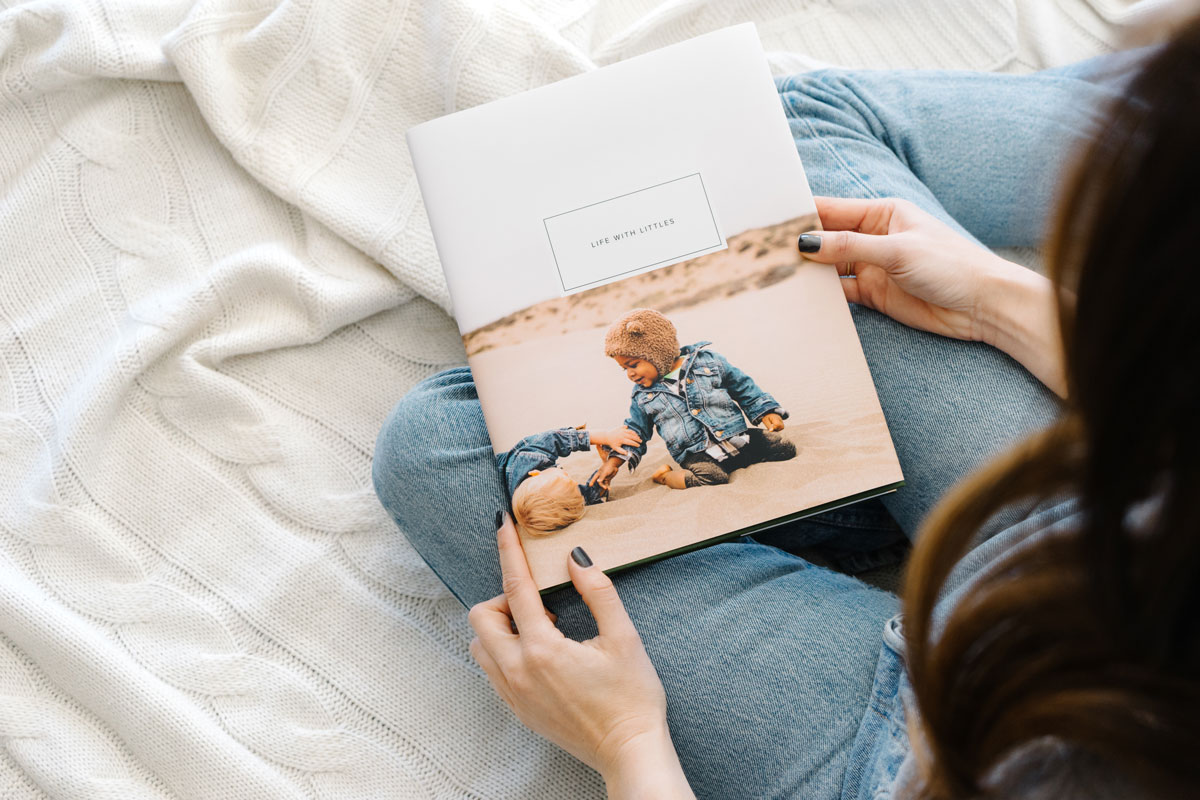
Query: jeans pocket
841 615 911 800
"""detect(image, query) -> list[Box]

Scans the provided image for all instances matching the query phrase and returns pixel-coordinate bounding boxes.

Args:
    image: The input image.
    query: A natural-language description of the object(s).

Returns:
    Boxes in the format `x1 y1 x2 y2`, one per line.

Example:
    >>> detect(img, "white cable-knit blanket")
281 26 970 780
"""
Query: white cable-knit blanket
0 0 1163 796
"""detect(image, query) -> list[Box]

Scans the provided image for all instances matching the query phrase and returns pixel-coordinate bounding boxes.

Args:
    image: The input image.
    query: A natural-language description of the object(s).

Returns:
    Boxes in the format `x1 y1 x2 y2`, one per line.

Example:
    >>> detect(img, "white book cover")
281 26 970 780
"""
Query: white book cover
408 24 903 592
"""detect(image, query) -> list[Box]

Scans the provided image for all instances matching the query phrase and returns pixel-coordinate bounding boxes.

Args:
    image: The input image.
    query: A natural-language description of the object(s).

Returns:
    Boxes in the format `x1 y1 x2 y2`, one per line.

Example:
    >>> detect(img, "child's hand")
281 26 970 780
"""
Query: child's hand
761 413 785 432
591 457 623 489
591 426 642 455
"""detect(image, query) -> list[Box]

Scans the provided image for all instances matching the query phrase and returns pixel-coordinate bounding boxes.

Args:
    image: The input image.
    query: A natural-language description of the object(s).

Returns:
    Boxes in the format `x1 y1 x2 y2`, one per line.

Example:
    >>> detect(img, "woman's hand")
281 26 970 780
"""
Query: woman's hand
800 196 1019 341
801 196 1067 397
469 514 695 799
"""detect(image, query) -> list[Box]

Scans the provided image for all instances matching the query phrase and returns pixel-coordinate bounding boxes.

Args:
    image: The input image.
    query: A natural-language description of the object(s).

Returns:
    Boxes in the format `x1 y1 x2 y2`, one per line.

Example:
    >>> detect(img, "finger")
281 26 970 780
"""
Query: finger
468 595 523 667
839 275 864 306
813 196 897 234
567 547 638 641
469 637 515 706
798 228 904 270
469 593 517 639
486 593 559 626
496 512 556 638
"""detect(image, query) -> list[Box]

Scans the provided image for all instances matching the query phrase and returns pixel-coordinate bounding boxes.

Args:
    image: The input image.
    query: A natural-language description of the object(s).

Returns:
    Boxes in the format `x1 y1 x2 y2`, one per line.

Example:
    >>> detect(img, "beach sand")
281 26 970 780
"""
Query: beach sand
466 216 903 590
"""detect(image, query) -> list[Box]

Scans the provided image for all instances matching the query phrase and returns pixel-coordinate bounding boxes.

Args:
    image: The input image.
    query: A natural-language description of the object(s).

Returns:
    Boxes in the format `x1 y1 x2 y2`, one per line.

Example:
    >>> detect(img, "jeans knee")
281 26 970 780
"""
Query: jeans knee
372 394 422 519
776 69 877 141
777 69 857 108
372 368 470 509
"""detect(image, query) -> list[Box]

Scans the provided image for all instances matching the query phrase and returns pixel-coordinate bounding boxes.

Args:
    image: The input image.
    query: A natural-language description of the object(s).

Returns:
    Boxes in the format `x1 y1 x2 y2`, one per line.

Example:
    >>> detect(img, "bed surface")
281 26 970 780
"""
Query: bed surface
0 0 1161 796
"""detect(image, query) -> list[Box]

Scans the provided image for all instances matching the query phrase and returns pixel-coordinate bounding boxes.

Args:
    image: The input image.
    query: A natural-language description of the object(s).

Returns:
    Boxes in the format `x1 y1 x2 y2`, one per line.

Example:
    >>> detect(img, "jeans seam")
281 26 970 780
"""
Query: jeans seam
783 90 881 201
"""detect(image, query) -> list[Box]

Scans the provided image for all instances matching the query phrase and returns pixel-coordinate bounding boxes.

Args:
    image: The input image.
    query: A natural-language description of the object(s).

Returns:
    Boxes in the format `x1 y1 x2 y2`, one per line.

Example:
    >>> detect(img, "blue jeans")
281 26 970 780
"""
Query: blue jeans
373 53 1140 800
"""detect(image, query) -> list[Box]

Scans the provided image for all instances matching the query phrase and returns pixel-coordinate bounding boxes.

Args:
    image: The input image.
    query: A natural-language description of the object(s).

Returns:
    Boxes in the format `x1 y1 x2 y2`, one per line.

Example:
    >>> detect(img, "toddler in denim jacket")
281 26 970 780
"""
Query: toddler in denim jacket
497 424 641 532
595 308 796 490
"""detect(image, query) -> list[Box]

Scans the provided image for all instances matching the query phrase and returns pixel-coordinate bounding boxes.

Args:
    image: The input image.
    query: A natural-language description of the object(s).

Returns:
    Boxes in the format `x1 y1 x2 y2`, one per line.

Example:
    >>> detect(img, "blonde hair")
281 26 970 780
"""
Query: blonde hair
511 472 585 533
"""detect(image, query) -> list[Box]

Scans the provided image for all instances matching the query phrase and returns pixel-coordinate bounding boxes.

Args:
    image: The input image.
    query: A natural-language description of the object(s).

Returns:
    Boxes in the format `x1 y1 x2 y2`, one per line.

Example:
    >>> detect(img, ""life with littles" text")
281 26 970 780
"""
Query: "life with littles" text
590 217 676 248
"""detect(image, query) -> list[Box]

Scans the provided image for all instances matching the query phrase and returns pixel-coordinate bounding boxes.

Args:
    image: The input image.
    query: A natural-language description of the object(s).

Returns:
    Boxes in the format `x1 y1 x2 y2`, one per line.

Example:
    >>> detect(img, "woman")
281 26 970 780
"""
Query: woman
373 19 1200 800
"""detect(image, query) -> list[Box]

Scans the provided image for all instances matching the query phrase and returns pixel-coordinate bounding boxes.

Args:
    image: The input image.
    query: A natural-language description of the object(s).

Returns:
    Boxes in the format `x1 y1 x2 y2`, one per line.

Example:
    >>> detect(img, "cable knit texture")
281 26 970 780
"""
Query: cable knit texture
0 0 1158 796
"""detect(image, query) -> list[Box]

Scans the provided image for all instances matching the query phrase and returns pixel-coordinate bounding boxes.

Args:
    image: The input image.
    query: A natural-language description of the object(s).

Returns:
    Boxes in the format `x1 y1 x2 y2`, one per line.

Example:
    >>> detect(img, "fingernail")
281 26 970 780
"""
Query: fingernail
495 509 505 529
797 234 821 253
571 546 593 568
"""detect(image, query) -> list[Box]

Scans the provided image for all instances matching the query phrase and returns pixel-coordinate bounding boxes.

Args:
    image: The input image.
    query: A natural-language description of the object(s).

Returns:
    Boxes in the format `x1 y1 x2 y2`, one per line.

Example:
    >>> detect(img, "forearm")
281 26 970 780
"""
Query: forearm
602 726 695 800
977 264 1068 398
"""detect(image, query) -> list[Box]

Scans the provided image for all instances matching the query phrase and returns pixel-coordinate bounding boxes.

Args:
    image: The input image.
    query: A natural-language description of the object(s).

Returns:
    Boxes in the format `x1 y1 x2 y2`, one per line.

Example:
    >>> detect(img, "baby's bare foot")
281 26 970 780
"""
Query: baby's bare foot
652 464 673 485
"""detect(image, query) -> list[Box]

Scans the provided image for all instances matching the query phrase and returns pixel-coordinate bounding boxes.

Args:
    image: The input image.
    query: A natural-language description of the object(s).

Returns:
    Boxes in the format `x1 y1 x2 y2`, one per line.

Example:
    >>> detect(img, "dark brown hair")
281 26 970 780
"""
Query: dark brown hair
902 19 1200 800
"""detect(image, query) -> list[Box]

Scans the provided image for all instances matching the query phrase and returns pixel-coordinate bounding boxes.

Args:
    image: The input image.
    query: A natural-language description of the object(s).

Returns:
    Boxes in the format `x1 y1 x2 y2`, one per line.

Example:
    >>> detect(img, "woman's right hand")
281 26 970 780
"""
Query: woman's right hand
800 196 1067 396
800 196 1025 342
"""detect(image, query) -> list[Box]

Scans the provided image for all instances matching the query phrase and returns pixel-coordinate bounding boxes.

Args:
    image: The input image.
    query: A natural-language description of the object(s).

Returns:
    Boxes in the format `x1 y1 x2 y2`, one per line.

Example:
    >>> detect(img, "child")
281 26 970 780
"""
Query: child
497 424 641 533
595 308 796 490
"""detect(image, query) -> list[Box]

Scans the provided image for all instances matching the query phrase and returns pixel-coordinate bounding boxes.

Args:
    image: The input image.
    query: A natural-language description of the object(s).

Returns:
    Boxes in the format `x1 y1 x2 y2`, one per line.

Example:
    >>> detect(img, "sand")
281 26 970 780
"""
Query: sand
465 216 904 591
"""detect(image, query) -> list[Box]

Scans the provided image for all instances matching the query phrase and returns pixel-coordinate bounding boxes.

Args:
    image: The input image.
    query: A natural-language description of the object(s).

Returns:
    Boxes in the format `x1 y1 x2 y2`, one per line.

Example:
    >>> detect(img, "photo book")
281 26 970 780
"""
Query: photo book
407 24 904 592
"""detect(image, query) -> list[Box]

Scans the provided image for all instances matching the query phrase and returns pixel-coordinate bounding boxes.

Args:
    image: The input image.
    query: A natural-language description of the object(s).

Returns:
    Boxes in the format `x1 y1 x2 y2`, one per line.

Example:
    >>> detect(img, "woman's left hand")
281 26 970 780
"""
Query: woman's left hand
469 514 694 798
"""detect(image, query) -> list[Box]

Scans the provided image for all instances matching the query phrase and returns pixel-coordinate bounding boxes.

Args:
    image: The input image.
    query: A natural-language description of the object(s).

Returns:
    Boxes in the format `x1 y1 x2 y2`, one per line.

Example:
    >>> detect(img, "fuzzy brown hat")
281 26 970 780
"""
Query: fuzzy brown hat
603 308 680 378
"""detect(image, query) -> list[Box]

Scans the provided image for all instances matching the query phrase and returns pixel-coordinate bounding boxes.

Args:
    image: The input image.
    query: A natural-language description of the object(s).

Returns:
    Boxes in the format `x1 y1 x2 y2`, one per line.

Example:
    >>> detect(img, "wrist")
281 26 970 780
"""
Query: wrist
975 260 1050 347
601 723 694 800
976 263 1067 397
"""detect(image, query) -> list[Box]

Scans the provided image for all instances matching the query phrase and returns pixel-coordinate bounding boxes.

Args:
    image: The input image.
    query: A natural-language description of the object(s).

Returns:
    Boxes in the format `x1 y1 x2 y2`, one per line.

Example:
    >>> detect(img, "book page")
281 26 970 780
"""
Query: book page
408 24 902 591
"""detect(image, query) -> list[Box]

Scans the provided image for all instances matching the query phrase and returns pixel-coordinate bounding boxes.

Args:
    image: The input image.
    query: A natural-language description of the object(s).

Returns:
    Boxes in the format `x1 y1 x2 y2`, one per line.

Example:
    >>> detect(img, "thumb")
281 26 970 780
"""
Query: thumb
567 547 637 640
797 230 904 273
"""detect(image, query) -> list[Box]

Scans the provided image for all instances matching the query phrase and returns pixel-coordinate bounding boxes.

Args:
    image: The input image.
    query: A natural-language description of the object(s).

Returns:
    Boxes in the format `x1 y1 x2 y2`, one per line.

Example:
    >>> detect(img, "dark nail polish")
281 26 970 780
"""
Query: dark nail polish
571 546 593 568
495 509 505 529
797 234 822 253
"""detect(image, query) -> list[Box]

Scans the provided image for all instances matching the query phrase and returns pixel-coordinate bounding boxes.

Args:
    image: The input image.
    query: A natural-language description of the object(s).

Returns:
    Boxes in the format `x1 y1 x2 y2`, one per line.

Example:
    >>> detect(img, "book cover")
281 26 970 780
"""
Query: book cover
408 24 903 592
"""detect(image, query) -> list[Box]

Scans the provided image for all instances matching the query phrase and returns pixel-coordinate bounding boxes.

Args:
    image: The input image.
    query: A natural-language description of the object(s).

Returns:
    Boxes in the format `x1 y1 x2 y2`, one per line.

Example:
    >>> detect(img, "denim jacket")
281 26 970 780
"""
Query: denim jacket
618 342 787 470
495 428 608 505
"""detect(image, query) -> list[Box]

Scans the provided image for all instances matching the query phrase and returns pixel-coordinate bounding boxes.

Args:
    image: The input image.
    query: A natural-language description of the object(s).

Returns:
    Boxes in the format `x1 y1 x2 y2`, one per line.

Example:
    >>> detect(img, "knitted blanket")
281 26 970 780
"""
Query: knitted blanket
0 0 1161 796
